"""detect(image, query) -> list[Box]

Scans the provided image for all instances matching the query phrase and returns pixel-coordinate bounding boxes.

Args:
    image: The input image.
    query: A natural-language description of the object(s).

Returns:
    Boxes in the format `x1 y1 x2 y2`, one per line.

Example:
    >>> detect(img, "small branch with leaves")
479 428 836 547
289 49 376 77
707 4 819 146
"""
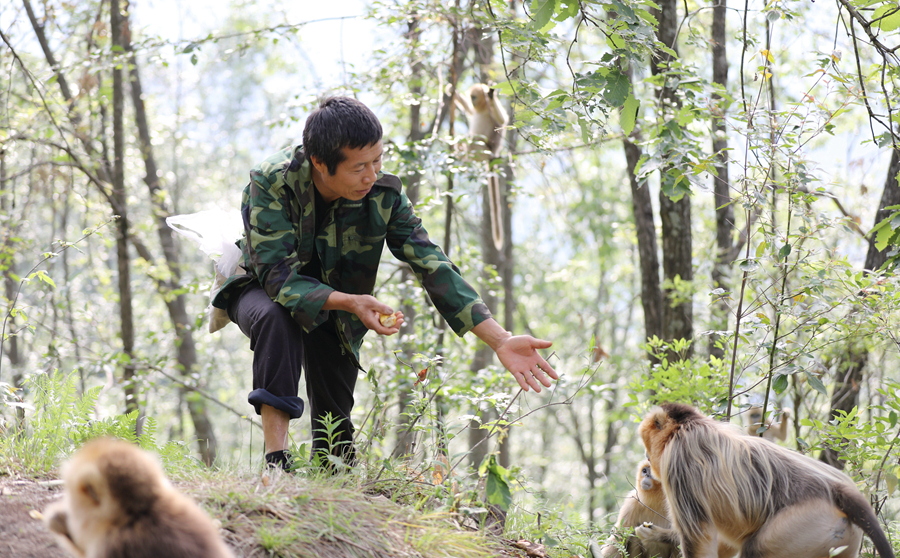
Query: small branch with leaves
0 217 118 381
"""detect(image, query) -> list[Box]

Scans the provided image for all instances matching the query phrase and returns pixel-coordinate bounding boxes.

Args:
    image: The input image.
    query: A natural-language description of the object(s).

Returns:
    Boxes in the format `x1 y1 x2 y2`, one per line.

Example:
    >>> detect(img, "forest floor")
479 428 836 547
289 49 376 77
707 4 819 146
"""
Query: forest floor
0 476 69 558
0 474 545 558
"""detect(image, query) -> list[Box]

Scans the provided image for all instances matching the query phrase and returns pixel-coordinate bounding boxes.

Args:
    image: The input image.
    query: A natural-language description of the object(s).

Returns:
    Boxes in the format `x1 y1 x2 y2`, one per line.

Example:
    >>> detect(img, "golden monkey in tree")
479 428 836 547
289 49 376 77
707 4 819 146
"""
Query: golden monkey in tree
638 403 895 558
601 460 678 558
44 438 234 558
455 83 508 252
745 404 790 442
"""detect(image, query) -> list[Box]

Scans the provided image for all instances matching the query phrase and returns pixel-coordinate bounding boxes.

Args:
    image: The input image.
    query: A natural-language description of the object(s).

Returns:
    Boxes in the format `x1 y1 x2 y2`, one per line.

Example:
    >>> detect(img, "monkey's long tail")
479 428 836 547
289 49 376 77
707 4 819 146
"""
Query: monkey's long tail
487 172 504 252
834 485 895 557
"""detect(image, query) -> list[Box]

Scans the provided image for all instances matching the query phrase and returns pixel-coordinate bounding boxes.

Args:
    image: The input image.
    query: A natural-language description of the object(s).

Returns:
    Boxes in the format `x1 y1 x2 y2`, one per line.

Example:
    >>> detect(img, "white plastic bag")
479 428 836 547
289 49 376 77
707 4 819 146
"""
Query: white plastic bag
166 209 245 333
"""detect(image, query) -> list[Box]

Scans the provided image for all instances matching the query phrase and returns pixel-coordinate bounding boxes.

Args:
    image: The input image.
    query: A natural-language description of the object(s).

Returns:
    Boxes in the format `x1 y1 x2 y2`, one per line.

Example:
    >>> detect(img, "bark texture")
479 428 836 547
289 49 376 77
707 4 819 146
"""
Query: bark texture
821 148 900 468
122 0 217 464
710 0 732 359
652 0 693 351
111 0 139 419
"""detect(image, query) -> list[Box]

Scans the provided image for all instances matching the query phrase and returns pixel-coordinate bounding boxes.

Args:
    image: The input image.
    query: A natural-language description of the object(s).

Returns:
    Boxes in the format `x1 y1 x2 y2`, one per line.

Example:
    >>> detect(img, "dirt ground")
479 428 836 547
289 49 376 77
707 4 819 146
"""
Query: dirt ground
0 476 70 558
0 475 537 558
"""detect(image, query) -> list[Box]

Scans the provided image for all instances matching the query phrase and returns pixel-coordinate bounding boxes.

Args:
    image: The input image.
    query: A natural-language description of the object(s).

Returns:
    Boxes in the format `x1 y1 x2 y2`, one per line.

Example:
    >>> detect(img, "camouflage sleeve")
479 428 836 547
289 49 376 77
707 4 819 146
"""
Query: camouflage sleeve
385 191 492 336
244 167 334 332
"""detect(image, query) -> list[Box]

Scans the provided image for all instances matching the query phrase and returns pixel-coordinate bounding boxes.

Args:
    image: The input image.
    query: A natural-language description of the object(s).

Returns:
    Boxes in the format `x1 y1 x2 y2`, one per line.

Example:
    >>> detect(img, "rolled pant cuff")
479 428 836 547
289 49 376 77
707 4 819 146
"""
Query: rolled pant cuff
248 389 305 419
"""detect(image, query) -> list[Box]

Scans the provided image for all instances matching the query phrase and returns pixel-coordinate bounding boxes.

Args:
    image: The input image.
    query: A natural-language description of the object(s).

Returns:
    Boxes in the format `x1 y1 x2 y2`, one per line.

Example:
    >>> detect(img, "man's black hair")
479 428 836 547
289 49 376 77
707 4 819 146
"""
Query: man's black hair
303 96 383 175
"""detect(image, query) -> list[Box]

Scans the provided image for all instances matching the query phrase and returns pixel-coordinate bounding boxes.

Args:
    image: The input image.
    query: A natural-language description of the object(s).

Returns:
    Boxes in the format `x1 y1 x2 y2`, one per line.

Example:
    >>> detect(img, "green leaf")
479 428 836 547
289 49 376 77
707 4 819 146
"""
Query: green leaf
606 31 626 50
577 116 591 144
874 3 900 31
634 8 658 26
806 373 828 396
35 270 56 288
873 215 898 251
739 259 760 273
773 374 788 393
557 0 580 19
621 94 640 135
483 455 513 511
604 70 631 106
779 243 792 260
530 0 560 30
886 472 898 496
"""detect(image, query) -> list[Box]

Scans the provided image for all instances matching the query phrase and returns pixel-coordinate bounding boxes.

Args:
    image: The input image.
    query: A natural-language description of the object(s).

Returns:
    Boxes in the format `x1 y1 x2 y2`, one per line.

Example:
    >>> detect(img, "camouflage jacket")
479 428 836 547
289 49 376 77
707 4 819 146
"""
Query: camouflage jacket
211 145 491 367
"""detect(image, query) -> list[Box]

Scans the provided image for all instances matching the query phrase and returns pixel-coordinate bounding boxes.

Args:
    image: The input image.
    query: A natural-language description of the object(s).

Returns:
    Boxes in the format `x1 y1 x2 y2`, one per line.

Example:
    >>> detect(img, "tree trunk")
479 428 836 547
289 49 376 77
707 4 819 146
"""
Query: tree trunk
652 0 693 351
0 148 24 431
709 0 732 359
467 20 502 470
612 4 664 349
122 0 217 465
565 396 598 524
498 1 522 470
25 0 218 460
393 15 425 459
821 147 900 467
60 178 85 393
497 114 516 470
111 0 139 421
864 148 900 273
623 132 663 345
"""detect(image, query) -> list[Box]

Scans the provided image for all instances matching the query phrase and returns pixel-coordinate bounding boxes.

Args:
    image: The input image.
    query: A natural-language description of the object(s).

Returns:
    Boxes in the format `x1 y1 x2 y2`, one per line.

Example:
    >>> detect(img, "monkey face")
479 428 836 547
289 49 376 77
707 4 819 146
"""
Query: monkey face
310 141 383 202
639 464 656 492
467 84 489 112
748 410 763 425
639 408 680 472
45 500 84 557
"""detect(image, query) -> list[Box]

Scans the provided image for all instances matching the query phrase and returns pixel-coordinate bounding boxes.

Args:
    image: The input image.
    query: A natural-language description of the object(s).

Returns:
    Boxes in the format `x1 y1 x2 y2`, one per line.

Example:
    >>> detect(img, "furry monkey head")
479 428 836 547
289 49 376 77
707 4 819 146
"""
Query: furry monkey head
639 402 701 474
45 438 233 558
637 460 656 492
468 84 491 113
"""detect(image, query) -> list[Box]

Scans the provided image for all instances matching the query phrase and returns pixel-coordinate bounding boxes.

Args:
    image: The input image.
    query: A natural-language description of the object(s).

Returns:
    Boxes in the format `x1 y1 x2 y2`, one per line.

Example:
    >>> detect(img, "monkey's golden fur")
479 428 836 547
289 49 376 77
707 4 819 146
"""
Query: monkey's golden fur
602 460 678 558
455 83 508 252
745 405 790 442
455 84 508 161
640 403 895 558
44 438 234 558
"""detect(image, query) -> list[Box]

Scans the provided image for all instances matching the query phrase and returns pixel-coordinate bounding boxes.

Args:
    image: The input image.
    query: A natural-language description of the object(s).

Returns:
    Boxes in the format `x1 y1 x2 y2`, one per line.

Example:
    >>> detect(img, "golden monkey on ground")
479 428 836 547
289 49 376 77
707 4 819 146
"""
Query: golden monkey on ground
455 83 508 252
745 404 790 441
44 438 234 558
601 460 678 558
638 403 895 558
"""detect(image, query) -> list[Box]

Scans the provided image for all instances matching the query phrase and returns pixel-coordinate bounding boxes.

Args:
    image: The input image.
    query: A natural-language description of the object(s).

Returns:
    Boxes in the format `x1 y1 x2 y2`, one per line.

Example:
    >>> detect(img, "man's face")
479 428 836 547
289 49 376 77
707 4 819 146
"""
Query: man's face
311 141 383 203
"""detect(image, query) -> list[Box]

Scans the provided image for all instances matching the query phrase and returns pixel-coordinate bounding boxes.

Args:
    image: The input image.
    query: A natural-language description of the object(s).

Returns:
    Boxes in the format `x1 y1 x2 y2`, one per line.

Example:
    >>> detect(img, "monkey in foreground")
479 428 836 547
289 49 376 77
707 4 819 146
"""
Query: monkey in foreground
601 460 678 558
44 437 234 558
639 403 895 558
745 404 790 441
455 83 508 252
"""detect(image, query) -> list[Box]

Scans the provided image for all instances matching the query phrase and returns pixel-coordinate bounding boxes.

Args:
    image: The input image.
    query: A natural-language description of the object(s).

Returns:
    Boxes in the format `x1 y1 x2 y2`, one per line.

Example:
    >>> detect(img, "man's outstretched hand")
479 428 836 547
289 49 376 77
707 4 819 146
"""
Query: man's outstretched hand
494 335 558 392
471 319 558 392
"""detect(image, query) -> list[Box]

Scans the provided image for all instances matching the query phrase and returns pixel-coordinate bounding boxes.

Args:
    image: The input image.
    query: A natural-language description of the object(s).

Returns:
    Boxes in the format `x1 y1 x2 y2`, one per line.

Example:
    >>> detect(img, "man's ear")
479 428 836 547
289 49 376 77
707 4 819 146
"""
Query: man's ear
309 155 326 174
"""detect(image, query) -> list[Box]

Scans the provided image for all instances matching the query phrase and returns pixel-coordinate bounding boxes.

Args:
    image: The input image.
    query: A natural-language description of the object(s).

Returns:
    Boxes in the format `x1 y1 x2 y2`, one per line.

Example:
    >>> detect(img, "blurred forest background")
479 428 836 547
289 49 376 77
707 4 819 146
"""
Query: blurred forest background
3 0 900 549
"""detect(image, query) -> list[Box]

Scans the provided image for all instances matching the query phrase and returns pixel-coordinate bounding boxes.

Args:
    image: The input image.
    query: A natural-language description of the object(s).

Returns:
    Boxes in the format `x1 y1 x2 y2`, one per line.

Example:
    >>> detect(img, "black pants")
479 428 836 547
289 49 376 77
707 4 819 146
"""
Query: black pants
228 282 358 462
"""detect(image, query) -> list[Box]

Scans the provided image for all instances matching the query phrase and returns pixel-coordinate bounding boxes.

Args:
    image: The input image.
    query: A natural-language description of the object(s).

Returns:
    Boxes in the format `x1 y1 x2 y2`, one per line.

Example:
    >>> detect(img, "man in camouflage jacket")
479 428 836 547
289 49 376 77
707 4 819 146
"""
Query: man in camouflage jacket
212 97 557 469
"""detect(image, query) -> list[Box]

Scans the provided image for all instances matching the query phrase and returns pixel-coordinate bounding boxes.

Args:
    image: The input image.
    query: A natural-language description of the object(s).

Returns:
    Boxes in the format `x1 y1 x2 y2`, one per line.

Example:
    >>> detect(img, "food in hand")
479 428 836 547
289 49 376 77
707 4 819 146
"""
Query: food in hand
379 312 398 327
